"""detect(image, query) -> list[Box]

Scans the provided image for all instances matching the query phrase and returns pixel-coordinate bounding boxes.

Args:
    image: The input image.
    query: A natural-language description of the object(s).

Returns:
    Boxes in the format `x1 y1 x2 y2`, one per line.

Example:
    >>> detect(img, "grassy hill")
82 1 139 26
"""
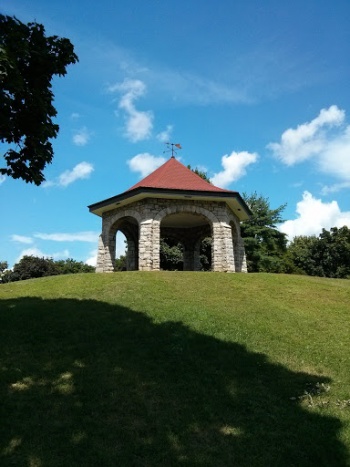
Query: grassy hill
1 272 349 466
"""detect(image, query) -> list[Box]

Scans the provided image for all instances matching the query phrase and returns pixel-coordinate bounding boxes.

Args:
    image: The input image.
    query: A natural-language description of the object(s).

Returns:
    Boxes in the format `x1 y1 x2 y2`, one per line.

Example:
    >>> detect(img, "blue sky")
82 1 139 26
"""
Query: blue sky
1 0 350 268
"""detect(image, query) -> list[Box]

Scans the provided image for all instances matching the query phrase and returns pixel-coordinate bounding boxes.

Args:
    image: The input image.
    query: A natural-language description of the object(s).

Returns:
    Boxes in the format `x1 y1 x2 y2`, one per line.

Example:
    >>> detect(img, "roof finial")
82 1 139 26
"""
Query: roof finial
164 142 182 158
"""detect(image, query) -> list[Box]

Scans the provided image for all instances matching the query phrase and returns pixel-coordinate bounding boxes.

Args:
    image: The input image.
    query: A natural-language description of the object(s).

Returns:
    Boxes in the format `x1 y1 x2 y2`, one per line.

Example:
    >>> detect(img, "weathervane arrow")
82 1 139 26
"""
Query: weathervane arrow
164 142 182 158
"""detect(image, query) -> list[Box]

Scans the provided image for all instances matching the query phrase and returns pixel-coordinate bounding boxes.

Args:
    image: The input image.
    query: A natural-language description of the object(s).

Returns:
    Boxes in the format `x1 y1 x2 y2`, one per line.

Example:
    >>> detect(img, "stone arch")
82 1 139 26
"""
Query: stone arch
98 211 141 272
155 204 219 224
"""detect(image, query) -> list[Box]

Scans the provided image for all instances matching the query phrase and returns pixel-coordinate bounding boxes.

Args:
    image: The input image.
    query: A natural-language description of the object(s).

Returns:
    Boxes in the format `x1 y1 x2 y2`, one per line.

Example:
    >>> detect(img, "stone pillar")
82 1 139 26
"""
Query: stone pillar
104 232 116 272
222 223 235 272
139 220 153 271
96 234 105 273
96 232 115 273
152 220 160 271
234 238 248 273
211 222 223 272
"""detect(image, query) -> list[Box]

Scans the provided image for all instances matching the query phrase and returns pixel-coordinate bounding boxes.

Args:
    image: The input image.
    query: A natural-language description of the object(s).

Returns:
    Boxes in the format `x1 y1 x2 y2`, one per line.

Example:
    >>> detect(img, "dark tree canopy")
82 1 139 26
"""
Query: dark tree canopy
1 256 95 282
0 15 78 185
288 226 350 278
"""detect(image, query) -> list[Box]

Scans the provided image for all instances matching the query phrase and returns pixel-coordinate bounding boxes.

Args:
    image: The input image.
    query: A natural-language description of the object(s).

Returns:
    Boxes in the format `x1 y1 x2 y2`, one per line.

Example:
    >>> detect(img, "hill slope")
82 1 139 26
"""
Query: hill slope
1 272 349 466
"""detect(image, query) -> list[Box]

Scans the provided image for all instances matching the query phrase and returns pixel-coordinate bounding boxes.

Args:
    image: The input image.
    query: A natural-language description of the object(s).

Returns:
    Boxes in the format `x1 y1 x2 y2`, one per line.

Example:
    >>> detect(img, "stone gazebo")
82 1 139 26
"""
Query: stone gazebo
88 156 251 272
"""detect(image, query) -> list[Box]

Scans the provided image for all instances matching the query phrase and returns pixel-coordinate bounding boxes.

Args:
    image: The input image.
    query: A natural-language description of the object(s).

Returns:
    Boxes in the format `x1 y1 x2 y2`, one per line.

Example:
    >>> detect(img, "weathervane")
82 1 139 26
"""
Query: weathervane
164 142 182 158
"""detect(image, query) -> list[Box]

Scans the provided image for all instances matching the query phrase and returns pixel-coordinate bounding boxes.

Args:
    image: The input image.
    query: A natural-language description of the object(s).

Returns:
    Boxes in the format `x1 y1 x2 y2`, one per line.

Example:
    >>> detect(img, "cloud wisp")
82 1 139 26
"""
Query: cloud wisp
72 127 92 146
44 162 94 188
211 151 258 188
11 235 34 244
156 125 173 143
34 232 99 243
109 79 153 142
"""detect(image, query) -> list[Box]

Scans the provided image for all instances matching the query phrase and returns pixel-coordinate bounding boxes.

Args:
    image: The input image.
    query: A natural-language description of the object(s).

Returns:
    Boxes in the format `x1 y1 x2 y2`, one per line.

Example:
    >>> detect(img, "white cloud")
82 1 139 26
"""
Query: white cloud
109 78 153 142
11 235 33 244
70 112 80 120
34 231 99 242
279 191 350 240
156 125 173 143
16 248 70 263
44 162 94 188
59 162 94 186
268 105 350 190
73 127 91 146
0 175 6 185
127 153 166 178
317 125 350 181
211 151 258 188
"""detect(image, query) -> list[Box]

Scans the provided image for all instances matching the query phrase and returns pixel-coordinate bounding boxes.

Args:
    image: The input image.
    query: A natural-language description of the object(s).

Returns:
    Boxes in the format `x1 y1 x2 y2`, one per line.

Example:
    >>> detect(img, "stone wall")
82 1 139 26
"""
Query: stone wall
96 197 247 273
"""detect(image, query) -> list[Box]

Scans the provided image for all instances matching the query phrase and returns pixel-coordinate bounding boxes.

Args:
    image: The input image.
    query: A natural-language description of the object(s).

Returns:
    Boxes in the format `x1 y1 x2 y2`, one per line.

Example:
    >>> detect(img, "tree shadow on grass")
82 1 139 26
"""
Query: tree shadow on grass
0 297 348 466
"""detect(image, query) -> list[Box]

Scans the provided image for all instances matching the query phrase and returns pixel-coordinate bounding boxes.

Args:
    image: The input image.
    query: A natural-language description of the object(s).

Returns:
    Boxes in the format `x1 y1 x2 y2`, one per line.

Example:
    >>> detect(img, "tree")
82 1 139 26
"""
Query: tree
0 15 78 185
55 258 95 274
287 235 319 276
160 238 184 270
241 192 288 272
288 227 350 278
12 255 59 280
2 256 95 282
187 165 212 183
115 255 126 271
0 261 8 274
0 260 8 282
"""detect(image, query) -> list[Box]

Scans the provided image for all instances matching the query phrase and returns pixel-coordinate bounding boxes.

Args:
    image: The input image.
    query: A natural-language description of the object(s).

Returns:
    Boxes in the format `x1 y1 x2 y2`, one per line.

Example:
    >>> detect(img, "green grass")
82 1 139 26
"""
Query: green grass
0 272 349 466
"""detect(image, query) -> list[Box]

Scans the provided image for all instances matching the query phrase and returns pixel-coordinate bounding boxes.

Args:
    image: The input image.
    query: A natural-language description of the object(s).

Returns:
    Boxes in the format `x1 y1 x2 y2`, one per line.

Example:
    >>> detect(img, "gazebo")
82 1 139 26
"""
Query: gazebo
88 156 251 272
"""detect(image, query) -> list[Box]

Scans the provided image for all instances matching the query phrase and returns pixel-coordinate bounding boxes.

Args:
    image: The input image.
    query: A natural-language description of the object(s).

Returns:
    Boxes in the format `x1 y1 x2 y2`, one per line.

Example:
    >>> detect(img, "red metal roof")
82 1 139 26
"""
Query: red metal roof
127 157 233 193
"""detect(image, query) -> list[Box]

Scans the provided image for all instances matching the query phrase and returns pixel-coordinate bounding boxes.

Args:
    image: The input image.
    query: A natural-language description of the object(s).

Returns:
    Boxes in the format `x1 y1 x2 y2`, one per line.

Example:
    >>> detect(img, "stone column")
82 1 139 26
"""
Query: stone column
139 220 153 271
151 220 160 271
211 222 223 272
222 223 235 272
96 234 105 273
96 232 115 273
234 238 248 273
104 232 116 272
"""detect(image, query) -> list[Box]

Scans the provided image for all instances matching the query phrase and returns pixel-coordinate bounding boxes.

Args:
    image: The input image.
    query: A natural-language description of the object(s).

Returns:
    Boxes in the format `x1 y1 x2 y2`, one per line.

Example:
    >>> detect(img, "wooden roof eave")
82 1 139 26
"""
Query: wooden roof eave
88 187 252 221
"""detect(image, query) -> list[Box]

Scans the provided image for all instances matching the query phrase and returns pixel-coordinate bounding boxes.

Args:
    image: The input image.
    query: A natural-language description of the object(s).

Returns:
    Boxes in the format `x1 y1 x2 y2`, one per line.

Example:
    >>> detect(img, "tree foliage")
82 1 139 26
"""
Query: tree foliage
187 165 211 183
0 260 8 274
115 255 127 271
241 192 288 272
160 238 184 270
0 14 78 185
288 226 350 278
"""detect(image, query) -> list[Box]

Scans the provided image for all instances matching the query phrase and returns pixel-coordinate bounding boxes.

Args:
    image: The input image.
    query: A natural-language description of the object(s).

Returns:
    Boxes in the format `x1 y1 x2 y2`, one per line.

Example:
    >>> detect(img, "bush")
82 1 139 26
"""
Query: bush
2 256 95 283
13 256 59 280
